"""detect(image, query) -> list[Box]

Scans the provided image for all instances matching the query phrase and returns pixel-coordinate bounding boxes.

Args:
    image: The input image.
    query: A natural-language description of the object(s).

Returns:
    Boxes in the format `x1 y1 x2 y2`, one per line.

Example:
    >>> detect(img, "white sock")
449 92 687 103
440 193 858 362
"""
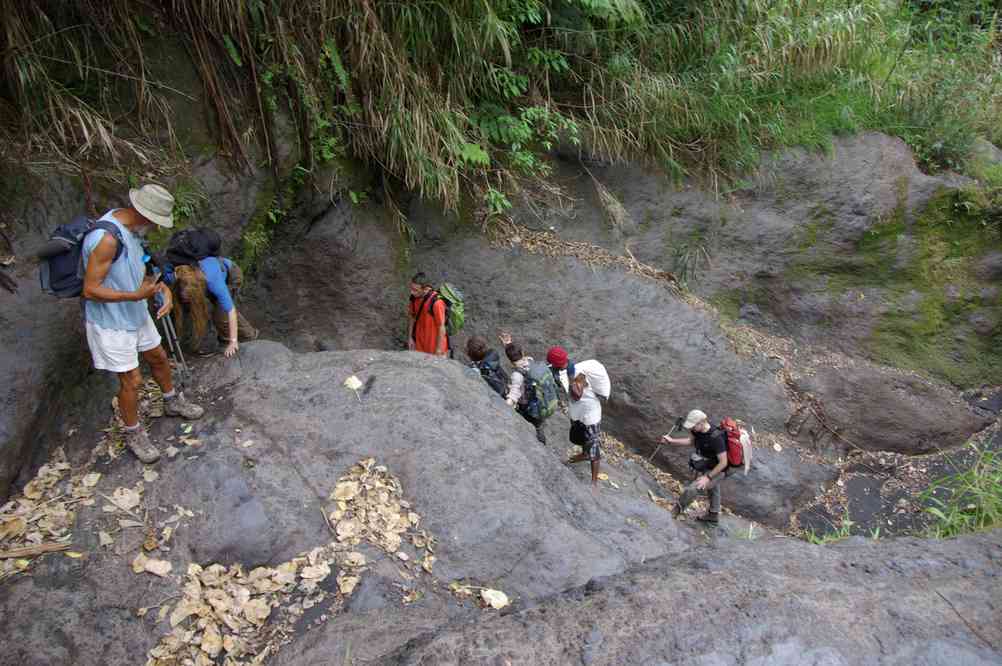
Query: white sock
124 423 141 432
163 390 177 400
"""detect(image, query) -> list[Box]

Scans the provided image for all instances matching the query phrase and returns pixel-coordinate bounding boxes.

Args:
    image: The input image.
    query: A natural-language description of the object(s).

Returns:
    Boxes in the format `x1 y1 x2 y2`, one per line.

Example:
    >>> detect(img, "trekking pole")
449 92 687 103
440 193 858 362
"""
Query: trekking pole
164 313 188 375
648 417 684 463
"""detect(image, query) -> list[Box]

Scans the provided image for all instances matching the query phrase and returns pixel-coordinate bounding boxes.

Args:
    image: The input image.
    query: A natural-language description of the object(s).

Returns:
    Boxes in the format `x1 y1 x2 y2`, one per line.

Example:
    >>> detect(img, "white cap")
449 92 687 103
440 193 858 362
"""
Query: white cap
129 183 175 228
683 409 708 430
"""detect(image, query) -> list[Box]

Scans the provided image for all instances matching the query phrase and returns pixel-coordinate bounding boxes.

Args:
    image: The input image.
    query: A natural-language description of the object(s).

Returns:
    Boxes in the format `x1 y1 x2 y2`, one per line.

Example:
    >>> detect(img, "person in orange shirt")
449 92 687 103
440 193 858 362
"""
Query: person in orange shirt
408 272 449 356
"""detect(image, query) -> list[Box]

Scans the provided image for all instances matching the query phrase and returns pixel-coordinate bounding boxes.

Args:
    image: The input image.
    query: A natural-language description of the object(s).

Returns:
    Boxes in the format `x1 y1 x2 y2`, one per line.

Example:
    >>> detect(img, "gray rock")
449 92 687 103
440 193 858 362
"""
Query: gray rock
976 252 1002 281
381 531 1002 665
791 362 992 455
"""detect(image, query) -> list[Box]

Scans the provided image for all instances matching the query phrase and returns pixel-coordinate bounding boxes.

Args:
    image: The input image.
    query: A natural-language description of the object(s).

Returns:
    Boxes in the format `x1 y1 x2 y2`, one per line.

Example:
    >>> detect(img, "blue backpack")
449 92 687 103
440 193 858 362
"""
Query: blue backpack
38 216 126 298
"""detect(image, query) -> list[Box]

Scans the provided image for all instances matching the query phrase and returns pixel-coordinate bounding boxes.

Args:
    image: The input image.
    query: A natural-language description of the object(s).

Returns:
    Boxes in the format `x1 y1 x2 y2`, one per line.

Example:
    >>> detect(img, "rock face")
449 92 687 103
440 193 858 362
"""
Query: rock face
0 173 116 501
2 342 999 666
375 530 1002 666
0 342 693 666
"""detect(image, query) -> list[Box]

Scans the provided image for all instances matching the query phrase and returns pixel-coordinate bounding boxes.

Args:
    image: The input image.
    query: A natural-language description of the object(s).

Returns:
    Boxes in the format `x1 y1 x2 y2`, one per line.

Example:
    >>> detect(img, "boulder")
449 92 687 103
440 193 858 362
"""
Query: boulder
0 342 696 666
286 530 1002 665
790 361 992 455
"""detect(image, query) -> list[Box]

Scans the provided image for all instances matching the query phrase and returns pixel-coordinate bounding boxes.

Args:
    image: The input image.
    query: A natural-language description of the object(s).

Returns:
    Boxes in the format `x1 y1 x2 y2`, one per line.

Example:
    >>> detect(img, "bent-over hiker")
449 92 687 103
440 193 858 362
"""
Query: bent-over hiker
663 409 734 525
170 229 258 358
466 335 508 398
408 272 448 356
81 185 204 463
566 360 610 486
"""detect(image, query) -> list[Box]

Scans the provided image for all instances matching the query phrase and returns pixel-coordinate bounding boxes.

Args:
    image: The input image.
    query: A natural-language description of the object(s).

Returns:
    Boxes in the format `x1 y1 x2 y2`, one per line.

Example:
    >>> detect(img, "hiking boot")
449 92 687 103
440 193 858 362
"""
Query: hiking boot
124 427 160 464
535 426 547 445
671 504 683 519
696 512 720 526
164 392 205 419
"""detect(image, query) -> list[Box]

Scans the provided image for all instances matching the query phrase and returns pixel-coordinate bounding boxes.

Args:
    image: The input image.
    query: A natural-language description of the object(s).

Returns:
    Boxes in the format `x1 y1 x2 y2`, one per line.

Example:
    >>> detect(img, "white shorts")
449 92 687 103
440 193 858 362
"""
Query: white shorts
85 314 162 373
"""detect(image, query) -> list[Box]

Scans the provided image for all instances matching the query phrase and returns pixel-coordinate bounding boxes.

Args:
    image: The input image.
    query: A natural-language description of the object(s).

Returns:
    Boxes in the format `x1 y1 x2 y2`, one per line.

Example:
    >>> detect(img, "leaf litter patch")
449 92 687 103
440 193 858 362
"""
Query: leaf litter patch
146 457 444 665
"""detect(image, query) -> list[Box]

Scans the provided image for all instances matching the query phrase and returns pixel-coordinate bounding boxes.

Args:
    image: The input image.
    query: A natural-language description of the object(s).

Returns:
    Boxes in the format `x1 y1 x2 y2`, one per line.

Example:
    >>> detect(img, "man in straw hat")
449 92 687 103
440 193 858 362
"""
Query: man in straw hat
81 184 204 463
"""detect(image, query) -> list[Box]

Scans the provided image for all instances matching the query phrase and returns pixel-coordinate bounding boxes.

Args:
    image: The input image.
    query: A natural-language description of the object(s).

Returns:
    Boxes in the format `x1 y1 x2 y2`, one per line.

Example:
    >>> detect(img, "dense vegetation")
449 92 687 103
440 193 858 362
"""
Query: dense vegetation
2 0 1000 212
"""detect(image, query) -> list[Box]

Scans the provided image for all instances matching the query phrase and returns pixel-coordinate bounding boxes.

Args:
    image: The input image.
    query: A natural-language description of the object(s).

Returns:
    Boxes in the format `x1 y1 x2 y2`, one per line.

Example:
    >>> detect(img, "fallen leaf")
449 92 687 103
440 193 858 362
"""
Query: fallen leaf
402 589 422 604
343 552 366 567
118 519 144 529
99 531 114 547
396 551 409 561
337 574 359 596
0 517 26 540
242 597 271 625
597 473 609 481
343 375 363 391
300 563 330 581
111 487 142 511
241 440 255 448
82 472 102 487
165 446 180 458
200 622 222 658
773 443 783 452
132 552 172 577
143 469 160 483
332 481 360 501
64 551 84 559
421 554 435 574
481 588 510 609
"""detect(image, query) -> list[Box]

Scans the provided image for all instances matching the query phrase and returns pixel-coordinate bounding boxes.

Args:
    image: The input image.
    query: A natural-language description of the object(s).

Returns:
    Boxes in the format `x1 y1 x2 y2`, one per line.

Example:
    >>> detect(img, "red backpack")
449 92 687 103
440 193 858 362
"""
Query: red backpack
720 417 745 468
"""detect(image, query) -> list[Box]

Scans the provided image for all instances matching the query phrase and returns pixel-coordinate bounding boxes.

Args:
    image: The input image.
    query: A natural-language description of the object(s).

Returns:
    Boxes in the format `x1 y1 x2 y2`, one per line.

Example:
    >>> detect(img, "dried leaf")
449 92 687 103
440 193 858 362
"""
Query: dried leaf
98 531 114 547
165 446 180 458
132 552 172 577
337 574 359 596
64 551 84 559
332 481 360 501
343 552 366 567
773 443 783 452
343 375 363 391
111 487 142 511
200 622 222 657
143 469 160 483
481 588 510 609
82 472 102 488
421 554 435 574
335 519 360 541
300 563 330 581
597 473 609 481
242 597 271 625
0 517 26 540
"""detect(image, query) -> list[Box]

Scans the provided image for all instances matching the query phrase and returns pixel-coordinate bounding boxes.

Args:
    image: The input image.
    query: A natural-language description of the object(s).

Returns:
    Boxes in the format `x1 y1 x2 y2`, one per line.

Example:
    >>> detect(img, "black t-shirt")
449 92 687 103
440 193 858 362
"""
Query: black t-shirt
693 426 727 462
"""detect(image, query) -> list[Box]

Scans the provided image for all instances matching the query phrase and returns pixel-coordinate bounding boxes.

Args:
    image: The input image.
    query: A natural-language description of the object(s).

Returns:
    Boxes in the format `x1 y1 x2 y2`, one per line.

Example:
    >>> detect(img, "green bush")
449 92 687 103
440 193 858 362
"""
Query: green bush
921 445 1002 539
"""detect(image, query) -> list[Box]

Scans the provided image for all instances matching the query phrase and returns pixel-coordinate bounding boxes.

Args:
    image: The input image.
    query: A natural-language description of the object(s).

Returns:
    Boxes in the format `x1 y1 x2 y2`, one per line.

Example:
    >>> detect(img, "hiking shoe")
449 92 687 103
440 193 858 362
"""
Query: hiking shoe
696 512 720 525
164 392 204 419
671 504 683 519
535 426 547 445
124 427 159 464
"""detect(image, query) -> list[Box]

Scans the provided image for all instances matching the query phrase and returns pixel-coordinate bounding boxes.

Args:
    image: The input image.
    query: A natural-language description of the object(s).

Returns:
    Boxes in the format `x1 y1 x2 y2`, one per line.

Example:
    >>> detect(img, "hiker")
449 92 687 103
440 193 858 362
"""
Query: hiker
465 335 508 398
408 272 448 356
566 360 610 486
663 409 734 525
499 333 558 444
81 184 204 464
546 346 576 400
168 228 258 358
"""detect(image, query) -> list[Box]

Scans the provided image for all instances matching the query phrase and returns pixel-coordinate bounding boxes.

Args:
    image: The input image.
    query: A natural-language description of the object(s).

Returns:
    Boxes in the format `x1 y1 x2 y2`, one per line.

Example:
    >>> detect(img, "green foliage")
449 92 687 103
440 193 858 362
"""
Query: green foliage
2 0 1000 209
921 445 1002 539
802 509 856 545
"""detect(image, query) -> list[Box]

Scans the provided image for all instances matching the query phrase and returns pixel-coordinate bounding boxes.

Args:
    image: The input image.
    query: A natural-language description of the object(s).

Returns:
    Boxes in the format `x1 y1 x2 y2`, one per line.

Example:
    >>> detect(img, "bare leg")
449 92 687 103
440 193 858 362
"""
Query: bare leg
590 459 600 485
115 368 143 427
142 345 174 395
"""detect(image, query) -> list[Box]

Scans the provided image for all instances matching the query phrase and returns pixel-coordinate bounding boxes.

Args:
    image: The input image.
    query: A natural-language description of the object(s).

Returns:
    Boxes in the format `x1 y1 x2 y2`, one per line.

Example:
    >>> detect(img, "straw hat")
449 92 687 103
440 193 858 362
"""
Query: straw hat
129 184 175 228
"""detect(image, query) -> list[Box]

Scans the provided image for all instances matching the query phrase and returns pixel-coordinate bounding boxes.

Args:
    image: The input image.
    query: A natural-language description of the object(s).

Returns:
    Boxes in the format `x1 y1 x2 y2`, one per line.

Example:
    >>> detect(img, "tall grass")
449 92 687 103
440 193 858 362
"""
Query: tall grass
922 445 1002 539
1 0 1000 205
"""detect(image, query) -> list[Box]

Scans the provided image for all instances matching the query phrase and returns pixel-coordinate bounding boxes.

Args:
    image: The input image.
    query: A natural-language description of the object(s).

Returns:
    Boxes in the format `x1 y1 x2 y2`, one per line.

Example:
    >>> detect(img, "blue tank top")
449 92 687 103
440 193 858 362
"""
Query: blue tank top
81 210 148 331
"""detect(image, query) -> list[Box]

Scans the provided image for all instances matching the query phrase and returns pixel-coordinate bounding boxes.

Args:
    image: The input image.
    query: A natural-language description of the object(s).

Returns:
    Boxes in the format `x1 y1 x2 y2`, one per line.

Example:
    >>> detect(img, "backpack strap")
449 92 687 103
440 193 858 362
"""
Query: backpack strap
86 220 127 263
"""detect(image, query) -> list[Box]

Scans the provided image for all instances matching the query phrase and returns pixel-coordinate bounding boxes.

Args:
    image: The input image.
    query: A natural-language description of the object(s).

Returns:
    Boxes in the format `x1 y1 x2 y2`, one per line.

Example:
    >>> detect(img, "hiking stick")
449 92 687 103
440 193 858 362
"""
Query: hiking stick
648 418 685 464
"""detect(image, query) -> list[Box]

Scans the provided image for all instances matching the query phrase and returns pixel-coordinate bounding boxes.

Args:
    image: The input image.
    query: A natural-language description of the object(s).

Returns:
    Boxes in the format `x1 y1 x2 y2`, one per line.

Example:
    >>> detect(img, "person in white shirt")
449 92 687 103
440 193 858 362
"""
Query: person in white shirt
566 359 610 485
499 333 547 444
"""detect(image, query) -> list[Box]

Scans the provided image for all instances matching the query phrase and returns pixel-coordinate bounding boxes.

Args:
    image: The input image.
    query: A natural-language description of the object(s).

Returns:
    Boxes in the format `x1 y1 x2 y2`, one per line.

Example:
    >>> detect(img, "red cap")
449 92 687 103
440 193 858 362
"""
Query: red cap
546 346 569 369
